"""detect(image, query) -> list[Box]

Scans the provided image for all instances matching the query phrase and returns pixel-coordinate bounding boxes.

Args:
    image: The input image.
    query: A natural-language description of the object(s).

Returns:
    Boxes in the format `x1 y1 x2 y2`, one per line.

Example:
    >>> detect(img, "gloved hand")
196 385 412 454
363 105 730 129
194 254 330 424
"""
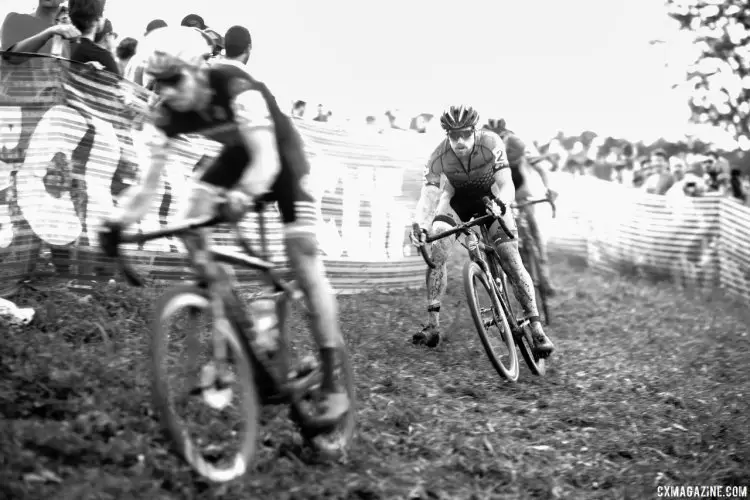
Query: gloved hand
546 188 559 203
485 197 506 219
98 220 122 258
220 189 253 222
410 224 427 246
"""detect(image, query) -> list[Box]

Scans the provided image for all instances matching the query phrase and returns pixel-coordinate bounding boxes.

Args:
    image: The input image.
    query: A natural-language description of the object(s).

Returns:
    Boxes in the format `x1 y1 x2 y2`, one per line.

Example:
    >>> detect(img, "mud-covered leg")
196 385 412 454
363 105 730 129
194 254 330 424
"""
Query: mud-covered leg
413 216 455 347
491 216 555 355
524 205 556 296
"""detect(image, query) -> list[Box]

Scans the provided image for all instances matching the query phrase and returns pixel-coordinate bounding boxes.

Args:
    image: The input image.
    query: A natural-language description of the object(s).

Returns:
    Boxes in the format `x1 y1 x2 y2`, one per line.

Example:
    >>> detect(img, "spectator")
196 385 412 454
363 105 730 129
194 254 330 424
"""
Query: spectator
181 14 206 30
123 19 167 87
115 36 136 75
203 28 224 58
144 19 167 35
729 169 747 203
68 0 119 74
223 25 251 64
643 149 674 195
1 0 80 56
291 100 307 118
94 18 116 54
313 104 329 122
669 156 686 183
56 4 71 25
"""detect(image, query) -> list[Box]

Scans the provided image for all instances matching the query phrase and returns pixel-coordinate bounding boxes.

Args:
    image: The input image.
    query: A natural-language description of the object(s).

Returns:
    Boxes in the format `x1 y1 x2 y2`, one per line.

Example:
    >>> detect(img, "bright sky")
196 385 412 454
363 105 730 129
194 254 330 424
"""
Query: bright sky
4 0 711 143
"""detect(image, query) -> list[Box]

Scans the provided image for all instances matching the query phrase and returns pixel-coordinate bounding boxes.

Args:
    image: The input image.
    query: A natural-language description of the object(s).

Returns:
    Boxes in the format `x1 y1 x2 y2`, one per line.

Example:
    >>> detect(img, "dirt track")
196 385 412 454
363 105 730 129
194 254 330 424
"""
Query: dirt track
1 252 749 499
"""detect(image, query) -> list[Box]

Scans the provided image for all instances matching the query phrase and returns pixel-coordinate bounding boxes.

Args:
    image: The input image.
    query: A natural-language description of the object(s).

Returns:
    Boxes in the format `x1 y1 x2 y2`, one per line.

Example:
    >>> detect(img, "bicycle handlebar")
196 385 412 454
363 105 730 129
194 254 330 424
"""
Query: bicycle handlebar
100 198 256 287
412 195 557 268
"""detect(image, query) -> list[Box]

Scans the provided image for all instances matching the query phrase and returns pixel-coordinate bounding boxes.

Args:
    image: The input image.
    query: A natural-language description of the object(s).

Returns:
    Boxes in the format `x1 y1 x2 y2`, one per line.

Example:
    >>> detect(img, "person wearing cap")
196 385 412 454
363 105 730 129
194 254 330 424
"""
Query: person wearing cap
202 28 224 58
145 19 167 36
180 14 206 30
123 19 168 87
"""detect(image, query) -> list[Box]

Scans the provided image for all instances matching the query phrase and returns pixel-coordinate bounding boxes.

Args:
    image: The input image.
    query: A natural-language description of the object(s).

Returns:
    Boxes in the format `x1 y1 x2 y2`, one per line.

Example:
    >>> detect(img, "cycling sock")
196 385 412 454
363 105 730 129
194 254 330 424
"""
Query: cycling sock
427 302 440 326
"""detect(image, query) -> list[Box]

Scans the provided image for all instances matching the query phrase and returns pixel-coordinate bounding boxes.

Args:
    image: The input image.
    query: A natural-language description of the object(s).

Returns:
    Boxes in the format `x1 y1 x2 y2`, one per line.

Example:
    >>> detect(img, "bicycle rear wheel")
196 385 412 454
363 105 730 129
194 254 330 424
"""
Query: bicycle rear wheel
493 253 547 377
463 260 519 382
150 285 260 482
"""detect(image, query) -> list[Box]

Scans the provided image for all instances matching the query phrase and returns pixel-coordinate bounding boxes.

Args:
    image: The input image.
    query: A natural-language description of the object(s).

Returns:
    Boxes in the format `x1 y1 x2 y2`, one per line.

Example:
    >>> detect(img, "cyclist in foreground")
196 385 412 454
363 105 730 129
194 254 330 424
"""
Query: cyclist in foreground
410 105 555 354
98 26 349 425
487 118 558 296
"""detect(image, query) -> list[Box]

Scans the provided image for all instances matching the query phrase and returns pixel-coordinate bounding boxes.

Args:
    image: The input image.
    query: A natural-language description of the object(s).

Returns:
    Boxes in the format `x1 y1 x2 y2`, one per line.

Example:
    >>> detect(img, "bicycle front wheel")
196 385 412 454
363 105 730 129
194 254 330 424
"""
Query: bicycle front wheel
463 261 519 382
150 285 260 483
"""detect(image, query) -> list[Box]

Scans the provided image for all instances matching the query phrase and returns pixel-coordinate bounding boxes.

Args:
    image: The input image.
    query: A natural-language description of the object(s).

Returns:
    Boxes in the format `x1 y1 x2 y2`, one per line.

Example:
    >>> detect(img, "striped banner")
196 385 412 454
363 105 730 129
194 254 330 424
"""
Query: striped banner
719 199 750 300
0 53 426 296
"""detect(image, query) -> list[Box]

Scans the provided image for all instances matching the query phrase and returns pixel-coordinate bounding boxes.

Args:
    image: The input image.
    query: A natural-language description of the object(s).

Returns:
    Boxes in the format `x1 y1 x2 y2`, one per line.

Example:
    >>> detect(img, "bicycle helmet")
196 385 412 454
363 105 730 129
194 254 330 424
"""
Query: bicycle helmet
143 26 212 78
487 118 506 131
440 105 480 131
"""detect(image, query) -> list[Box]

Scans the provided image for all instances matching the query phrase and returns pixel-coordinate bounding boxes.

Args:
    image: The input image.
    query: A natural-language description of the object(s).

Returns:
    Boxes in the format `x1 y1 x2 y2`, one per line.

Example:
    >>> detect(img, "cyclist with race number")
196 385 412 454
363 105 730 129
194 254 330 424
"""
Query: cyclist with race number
97 26 349 426
410 105 555 355
486 118 558 295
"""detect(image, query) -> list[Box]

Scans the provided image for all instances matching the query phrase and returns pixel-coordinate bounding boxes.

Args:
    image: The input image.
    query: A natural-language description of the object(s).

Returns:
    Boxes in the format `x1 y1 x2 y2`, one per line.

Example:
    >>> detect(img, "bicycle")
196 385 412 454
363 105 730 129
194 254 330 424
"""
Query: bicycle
101 201 356 483
512 198 556 326
412 196 556 382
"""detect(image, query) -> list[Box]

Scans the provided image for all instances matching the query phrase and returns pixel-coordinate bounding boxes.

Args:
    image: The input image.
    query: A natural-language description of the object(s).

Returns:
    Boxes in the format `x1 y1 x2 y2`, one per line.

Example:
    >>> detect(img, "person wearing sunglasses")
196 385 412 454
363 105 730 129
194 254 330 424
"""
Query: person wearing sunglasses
98 26 350 426
488 118 559 296
409 105 555 355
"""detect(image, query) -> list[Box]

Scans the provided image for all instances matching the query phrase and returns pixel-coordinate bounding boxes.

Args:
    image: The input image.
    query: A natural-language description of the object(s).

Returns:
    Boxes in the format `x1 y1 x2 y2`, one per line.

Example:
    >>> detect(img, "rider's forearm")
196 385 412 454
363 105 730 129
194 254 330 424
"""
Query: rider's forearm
491 169 516 207
415 184 441 228
109 140 168 226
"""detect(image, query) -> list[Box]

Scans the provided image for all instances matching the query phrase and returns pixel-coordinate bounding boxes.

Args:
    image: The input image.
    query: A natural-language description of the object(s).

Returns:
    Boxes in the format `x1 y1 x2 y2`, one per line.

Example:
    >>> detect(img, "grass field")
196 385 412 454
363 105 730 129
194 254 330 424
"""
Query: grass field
1 250 749 500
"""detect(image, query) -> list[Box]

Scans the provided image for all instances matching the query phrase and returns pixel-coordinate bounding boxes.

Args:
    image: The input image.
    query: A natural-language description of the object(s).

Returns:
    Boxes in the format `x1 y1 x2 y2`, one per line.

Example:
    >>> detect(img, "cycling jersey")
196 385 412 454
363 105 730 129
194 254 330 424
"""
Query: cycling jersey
423 128 509 221
151 64 312 223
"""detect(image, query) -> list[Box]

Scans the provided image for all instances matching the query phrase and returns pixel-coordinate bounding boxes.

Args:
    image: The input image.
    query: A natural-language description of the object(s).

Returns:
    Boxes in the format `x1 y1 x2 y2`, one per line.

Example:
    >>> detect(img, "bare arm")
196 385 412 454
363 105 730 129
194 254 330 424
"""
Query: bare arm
415 184 441 229
6 24 80 53
107 127 170 227
415 157 444 229
490 168 516 208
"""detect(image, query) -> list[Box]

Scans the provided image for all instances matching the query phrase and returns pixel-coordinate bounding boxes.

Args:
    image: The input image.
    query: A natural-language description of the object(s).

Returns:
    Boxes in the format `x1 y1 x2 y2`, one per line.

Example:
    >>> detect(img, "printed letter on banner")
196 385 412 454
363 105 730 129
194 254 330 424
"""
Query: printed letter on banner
0 106 23 249
15 105 88 246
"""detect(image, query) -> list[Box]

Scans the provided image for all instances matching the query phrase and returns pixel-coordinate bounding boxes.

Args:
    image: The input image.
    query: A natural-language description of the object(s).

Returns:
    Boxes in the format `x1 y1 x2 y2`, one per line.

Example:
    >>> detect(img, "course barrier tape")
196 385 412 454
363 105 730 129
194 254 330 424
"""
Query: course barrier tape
547 172 749 302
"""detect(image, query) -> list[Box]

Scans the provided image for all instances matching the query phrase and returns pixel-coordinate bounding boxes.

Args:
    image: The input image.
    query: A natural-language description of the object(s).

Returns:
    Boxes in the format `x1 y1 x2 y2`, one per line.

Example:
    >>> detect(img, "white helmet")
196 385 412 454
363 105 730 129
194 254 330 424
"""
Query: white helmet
143 26 212 77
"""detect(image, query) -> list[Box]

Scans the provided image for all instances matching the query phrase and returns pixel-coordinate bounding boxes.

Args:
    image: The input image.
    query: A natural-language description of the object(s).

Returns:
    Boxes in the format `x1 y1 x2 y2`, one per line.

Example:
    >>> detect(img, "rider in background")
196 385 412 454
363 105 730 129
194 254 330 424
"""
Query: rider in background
98 26 349 425
410 105 555 355
485 118 558 296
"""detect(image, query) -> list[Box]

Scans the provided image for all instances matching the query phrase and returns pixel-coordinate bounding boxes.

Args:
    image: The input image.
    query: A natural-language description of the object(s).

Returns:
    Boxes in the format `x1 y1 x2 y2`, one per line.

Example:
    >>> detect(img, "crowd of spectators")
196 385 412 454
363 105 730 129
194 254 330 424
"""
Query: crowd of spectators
536 136 750 206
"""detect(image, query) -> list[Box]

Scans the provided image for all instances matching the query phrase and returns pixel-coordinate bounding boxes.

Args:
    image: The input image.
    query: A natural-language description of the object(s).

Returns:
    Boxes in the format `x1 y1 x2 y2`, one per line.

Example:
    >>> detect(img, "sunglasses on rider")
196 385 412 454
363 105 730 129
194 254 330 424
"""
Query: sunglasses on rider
152 72 184 89
447 128 474 141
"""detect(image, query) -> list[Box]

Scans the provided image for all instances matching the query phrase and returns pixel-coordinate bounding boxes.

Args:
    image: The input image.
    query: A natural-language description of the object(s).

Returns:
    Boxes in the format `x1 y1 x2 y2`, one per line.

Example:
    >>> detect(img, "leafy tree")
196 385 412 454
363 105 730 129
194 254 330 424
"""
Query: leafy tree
666 0 750 149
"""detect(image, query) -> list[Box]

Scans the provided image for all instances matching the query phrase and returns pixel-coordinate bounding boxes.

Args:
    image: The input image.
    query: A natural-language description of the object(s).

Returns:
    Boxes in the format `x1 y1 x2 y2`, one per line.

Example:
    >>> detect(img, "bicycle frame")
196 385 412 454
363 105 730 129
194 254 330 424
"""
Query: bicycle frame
116 213 298 296
111 210 312 404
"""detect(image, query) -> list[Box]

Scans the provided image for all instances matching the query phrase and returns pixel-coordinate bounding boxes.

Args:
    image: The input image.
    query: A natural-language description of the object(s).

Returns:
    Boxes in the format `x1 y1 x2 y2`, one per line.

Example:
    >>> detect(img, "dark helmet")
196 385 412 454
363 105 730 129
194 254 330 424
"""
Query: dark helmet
440 105 480 131
487 118 506 131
